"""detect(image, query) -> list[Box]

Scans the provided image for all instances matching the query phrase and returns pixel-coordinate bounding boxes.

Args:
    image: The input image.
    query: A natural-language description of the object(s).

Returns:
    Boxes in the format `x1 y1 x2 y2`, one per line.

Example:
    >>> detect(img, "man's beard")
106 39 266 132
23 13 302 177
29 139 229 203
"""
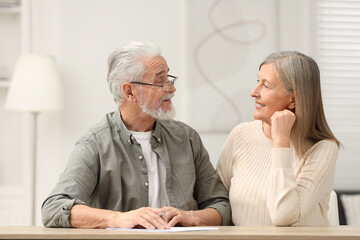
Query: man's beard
139 93 176 120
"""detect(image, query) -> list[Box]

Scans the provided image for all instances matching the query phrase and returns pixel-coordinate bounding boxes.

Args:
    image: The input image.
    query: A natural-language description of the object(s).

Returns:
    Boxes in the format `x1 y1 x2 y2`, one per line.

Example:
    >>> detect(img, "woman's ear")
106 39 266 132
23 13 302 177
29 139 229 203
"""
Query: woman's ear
122 82 137 103
288 93 296 110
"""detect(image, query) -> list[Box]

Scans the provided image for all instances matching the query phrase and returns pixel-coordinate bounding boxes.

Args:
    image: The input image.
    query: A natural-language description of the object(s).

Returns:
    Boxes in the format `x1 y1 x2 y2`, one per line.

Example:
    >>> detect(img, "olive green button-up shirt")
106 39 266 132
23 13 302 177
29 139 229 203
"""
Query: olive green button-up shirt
41 107 231 227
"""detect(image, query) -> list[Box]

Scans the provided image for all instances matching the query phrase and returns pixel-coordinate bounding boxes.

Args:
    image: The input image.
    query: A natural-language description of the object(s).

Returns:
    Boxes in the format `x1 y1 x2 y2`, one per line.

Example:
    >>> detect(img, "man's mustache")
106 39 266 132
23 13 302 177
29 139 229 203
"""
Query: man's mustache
161 93 174 101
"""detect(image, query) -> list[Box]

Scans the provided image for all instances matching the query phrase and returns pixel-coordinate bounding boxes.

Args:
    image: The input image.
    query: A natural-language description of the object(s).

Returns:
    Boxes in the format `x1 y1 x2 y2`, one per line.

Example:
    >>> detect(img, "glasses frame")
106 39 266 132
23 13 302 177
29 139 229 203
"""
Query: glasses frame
129 74 177 92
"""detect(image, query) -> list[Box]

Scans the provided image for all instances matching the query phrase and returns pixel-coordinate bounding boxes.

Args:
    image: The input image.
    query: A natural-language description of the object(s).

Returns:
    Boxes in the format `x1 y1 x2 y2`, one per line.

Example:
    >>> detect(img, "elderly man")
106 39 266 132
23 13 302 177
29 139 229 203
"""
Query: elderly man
41 41 231 229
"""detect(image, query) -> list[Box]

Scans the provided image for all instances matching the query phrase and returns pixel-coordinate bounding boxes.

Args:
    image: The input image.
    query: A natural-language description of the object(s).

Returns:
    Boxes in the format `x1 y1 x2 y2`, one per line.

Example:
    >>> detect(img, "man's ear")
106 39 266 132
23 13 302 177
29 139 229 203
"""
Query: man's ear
288 93 296 110
122 82 137 103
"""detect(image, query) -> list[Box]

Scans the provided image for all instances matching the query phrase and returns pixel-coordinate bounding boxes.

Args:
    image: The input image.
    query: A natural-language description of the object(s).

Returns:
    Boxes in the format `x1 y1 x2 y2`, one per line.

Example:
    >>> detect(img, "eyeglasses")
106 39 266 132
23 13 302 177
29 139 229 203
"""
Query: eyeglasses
130 74 177 92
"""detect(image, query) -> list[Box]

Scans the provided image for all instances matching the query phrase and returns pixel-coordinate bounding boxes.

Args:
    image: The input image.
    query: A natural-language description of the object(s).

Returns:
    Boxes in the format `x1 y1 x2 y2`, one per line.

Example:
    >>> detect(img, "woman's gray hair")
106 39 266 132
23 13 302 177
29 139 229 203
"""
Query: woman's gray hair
107 41 161 104
260 51 340 159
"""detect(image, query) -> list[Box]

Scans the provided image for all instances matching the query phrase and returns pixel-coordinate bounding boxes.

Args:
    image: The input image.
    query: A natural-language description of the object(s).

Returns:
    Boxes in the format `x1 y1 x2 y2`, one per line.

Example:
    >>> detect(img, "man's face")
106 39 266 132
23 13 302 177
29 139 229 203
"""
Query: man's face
137 56 176 120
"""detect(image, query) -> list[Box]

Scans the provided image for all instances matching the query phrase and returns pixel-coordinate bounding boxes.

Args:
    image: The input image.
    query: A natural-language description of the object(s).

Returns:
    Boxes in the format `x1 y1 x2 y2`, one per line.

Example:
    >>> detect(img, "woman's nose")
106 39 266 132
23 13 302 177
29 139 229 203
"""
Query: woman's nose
250 84 259 98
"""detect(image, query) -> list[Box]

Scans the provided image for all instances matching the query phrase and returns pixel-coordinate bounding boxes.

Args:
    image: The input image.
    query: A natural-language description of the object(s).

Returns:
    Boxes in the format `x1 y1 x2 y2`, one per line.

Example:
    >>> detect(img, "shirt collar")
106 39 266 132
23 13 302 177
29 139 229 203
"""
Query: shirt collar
115 107 162 145
115 107 134 144
152 120 162 144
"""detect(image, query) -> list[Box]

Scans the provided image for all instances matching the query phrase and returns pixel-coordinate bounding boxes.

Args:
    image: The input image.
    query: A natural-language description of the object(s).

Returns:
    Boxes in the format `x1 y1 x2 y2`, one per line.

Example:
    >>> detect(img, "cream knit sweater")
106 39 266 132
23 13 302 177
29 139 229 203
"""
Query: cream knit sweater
217 120 338 226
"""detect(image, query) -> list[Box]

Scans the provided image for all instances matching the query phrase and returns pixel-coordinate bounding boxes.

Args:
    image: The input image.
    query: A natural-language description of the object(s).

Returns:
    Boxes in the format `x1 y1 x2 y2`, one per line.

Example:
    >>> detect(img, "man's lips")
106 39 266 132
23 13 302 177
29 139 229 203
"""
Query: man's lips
162 99 171 103
161 93 174 103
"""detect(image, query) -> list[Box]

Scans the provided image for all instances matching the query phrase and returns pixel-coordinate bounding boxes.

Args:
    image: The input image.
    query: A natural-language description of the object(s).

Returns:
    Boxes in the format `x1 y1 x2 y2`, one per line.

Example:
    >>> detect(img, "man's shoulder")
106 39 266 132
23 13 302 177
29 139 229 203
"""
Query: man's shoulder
157 119 198 135
81 111 117 141
157 118 188 127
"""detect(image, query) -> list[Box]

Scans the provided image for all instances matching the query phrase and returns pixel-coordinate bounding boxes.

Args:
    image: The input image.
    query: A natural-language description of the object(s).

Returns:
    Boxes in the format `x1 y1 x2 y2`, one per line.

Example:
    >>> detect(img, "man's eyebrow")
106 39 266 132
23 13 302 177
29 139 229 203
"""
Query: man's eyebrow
155 68 170 77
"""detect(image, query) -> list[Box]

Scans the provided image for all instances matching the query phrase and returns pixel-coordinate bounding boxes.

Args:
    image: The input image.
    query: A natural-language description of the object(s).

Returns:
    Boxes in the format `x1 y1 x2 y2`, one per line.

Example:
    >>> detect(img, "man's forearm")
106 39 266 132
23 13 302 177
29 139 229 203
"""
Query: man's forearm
70 204 118 228
191 208 222 226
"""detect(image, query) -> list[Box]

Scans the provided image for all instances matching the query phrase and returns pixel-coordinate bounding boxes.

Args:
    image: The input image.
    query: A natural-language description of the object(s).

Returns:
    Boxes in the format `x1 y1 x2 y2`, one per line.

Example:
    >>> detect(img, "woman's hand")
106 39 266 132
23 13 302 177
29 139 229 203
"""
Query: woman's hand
270 109 296 148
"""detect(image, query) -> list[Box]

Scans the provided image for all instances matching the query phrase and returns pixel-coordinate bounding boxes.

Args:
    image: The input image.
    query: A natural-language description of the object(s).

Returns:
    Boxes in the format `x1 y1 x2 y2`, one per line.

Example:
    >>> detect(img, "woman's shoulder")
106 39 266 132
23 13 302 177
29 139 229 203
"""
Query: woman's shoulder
305 139 339 160
231 119 261 133
228 120 262 141
310 139 339 151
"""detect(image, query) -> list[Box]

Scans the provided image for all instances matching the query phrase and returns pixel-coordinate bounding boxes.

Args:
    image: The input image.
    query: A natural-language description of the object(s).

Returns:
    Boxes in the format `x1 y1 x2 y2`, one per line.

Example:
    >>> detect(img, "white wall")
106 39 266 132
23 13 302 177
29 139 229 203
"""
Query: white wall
4 0 349 226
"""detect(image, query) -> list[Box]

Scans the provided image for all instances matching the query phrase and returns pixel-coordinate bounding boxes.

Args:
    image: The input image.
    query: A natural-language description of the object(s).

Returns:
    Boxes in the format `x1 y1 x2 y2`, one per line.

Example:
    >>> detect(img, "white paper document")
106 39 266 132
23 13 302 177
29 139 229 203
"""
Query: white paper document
107 227 219 232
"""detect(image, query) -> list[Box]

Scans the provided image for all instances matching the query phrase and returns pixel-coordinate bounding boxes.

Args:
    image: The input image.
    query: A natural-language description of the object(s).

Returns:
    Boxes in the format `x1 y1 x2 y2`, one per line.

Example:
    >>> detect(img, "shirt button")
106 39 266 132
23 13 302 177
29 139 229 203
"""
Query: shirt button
144 182 149 187
138 155 143 160
127 140 131 143
157 138 161 142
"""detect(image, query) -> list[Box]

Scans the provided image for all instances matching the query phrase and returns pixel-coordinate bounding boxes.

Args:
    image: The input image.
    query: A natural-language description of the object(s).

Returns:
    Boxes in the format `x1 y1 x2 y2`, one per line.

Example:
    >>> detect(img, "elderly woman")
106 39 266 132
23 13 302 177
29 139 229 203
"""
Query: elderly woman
217 51 340 226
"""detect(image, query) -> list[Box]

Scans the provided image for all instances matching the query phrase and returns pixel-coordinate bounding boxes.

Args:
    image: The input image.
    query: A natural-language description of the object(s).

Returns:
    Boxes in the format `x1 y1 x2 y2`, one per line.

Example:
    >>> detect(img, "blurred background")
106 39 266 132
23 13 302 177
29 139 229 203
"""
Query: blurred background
0 0 359 225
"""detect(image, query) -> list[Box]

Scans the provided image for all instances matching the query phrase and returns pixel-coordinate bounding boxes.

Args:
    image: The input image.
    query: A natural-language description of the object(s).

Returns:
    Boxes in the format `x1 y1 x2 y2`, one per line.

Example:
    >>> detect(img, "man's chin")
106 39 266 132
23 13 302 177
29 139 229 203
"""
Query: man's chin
139 104 176 120
156 108 176 120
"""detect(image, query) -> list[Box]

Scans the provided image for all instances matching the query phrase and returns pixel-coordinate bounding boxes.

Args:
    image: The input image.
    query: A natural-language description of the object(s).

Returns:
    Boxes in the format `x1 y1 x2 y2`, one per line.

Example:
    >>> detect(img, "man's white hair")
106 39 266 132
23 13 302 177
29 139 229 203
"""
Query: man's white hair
107 41 161 104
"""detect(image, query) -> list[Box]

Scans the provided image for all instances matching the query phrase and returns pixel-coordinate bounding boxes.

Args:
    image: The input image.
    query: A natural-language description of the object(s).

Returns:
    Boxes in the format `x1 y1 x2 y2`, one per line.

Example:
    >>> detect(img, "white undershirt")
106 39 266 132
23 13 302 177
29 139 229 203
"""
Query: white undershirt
130 130 169 208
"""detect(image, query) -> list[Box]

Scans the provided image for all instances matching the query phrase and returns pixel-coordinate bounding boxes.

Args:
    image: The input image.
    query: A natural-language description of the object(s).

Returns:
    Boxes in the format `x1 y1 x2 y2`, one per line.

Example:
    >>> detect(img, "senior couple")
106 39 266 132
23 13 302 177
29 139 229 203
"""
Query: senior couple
42 41 340 228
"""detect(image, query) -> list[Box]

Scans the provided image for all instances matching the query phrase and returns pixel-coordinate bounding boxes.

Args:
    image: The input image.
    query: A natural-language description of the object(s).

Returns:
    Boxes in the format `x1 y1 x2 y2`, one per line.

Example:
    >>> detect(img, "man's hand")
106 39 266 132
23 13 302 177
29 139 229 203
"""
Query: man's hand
159 207 221 227
70 205 169 229
70 205 221 229
270 109 296 148
112 207 169 230
158 207 195 227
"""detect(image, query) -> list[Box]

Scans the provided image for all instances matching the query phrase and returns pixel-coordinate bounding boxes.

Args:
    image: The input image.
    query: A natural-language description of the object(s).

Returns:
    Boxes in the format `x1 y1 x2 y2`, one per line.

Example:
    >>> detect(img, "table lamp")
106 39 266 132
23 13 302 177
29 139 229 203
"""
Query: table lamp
4 54 63 225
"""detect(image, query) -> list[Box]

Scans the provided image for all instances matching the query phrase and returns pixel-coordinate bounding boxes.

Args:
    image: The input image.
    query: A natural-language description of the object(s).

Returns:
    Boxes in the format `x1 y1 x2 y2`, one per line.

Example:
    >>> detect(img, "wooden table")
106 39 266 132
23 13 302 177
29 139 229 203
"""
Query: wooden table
1 226 360 240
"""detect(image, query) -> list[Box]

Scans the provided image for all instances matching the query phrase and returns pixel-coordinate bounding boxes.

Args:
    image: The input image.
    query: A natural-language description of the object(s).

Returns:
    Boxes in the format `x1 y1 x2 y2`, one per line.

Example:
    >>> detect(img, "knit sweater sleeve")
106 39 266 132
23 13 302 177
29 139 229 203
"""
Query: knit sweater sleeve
216 126 239 191
267 140 338 226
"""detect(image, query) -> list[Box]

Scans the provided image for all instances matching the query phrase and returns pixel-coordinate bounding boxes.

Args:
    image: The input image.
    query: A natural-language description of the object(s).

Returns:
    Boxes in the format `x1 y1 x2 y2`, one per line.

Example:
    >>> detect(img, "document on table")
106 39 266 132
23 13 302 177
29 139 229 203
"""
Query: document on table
107 227 219 232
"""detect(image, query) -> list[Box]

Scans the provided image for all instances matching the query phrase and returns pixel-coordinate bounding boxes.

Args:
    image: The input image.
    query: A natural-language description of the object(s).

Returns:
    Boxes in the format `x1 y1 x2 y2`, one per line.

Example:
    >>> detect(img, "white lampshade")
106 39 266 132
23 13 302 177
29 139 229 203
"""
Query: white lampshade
5 54 63 112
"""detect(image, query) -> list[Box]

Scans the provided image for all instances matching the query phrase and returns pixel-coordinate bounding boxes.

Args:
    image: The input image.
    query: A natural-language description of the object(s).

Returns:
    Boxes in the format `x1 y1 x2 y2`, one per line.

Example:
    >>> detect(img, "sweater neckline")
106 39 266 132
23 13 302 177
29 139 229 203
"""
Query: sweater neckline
254 120 273 146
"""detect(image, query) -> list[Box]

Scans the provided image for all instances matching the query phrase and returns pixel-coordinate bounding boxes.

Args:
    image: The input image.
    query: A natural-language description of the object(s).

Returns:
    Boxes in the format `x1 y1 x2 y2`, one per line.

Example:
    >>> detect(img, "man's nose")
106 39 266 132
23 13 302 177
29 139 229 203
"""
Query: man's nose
168 83 176 93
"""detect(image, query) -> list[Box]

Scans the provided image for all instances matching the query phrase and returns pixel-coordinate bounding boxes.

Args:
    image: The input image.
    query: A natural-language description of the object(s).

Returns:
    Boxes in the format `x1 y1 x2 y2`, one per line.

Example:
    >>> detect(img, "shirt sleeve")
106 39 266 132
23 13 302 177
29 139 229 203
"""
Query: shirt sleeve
41 136 99 227
267 140 338 226
191 131 232 226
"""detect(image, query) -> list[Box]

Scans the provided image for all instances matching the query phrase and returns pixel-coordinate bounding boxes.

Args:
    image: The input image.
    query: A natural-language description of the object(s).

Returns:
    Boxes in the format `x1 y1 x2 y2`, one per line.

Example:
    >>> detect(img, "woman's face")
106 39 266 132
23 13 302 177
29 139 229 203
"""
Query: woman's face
250 63 293 125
